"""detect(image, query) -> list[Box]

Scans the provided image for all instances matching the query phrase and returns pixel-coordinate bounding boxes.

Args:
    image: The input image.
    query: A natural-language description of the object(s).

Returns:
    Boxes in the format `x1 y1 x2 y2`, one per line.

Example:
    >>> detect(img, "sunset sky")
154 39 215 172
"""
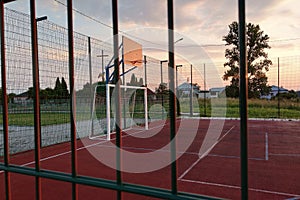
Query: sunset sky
5 0 300 90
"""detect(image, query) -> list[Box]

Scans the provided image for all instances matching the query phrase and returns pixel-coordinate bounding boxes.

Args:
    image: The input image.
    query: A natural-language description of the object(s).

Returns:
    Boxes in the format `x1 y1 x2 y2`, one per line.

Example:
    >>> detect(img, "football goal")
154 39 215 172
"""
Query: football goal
89 83 148 140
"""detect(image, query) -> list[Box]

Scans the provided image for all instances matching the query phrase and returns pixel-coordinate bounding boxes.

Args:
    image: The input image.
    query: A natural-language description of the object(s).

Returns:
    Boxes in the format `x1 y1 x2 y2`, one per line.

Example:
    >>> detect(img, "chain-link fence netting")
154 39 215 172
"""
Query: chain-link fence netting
1 7 300 156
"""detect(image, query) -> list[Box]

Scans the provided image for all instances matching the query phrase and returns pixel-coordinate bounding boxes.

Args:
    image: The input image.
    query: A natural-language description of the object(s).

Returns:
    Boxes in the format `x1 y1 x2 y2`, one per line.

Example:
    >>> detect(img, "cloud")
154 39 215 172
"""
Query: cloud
119 0 167 27
246 0 282 21
72 0 166 28
73 0 112 25
6 0 300 60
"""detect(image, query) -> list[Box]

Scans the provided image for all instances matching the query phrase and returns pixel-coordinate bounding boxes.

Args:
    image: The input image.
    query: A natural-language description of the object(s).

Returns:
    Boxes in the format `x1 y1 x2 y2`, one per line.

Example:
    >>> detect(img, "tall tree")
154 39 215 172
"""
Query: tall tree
61 77 69 98
54 77 69 99
54 77 61 92
54 77 62 98
128 73 144 86
223 21 272 98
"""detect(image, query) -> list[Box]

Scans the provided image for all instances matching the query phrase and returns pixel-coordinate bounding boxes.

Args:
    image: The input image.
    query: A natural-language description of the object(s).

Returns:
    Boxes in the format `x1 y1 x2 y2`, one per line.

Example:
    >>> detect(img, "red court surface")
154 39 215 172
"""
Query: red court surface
1 118 300 199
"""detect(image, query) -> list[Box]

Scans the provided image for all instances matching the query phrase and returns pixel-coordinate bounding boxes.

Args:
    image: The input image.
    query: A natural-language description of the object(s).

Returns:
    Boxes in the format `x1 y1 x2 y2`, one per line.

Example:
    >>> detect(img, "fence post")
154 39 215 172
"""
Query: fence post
238 0 249 199
30 0 42 198
88 37 94 136
1 2 11 199
190 64 193 116
67 0 78 199
112 1 123 199
160 60 168 119
203 63 207 116
144 55 147 86
277 57 280 118
167 0 178 195
121 36 126 129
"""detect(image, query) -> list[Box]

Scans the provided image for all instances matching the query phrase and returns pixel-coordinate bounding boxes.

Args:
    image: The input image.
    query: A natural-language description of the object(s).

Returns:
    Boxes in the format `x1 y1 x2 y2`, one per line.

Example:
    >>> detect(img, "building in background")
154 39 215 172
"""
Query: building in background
177 82 200 98
260 85 288 100
209 87 226 98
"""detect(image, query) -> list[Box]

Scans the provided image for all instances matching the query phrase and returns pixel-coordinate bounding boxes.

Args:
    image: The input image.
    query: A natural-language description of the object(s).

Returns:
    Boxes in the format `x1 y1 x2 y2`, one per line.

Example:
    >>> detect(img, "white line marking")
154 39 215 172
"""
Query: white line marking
178 158 201 180
250 188 300 197
0 140 107 174
198 125 235 160
0 121 172 174
286 196 300 200
180 178 240 189
269 153 300 157
180 178 300 197
178 125 235 180
208 153 265 161
265 132 269 161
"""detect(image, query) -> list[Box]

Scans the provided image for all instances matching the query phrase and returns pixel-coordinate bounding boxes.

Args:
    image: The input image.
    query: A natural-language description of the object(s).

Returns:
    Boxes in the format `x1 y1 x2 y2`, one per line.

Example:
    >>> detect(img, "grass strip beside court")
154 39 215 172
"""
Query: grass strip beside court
0 112 70 126
0 98 299 126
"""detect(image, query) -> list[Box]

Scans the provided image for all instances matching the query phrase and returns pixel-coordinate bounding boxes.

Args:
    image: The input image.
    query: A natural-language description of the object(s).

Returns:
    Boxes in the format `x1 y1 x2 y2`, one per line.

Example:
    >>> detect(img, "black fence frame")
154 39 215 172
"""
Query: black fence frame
0 0 249 199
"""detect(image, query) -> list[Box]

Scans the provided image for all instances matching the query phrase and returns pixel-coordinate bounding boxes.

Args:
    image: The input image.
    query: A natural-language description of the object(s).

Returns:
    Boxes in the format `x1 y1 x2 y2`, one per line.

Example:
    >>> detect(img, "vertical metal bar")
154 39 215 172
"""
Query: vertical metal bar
175 67 178 92
102 50 105 82
238 0 248 199
144 55 147 86
88 37 94 136
121 36 125 87
175 65 182 116
121 37 126 129
160 61 163 87
160 61 164 119
144 88 148 130
189 64 193 116
30 0 42 199
144 55 148 129
112 0 122 199
167 0 177 195
203 64 206 116
106 84 111 140
175 67 178 114
0 2 11 199
106 65 109 84
277 57 280 118
67 0 78 199
35 16 46 148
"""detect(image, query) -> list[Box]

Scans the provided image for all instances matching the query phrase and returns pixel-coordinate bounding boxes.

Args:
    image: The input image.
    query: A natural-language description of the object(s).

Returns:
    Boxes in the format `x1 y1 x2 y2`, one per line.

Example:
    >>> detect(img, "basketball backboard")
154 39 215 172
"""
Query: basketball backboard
122 36 143 67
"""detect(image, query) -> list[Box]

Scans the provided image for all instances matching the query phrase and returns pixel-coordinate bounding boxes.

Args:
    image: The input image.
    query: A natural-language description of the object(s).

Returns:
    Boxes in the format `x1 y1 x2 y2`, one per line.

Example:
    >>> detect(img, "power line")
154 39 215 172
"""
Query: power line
53 0 300 48
178 37 300 48
54 0 113 29
176 43 226 48
53 0 162 47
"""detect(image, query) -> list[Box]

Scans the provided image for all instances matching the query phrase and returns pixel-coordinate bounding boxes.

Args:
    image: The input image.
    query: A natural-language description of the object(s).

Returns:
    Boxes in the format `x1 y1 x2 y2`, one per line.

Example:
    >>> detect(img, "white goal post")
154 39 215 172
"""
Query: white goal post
90 83 148 140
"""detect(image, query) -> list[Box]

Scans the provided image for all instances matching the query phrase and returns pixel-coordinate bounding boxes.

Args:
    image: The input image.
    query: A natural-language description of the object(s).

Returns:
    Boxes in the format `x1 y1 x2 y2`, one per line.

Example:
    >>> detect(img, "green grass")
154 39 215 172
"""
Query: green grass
180 97 300 119
0 112 70 126
0 98 299 127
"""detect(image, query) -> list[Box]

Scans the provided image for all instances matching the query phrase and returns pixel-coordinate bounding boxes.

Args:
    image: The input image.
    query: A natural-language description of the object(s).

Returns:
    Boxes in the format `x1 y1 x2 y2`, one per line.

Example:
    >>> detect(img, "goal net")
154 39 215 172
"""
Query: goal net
89 83 148 140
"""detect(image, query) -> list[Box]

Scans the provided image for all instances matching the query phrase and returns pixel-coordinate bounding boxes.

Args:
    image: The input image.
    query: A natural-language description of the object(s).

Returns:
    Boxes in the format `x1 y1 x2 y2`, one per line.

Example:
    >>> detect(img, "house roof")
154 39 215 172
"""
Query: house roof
15 91 29 97
178 82 190 89
209 87 225 92
270 85 288 92
178 82 199 90
4 0 16 3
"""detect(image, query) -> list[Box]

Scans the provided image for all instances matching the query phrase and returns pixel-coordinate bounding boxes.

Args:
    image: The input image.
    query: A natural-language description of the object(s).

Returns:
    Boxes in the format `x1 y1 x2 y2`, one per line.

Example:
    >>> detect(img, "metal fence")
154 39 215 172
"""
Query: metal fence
0 0 299 200
1 7 114 155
